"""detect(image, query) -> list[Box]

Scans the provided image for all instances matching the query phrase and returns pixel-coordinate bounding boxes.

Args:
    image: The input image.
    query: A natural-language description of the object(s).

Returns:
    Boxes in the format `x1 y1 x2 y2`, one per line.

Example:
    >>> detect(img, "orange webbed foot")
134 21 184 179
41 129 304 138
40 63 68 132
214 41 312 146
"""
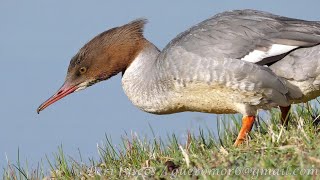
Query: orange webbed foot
234 116 255 146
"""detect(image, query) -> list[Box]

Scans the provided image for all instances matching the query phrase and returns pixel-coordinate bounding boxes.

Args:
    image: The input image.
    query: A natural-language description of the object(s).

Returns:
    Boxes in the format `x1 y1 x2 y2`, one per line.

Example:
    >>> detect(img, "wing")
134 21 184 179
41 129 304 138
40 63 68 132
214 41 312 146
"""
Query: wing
160 9 320 66
270 45 320 82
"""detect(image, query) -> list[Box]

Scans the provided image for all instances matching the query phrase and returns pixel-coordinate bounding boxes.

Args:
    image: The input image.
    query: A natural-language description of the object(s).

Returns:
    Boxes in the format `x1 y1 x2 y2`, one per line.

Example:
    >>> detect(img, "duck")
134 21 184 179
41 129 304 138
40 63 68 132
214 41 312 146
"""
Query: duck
37 9 320 146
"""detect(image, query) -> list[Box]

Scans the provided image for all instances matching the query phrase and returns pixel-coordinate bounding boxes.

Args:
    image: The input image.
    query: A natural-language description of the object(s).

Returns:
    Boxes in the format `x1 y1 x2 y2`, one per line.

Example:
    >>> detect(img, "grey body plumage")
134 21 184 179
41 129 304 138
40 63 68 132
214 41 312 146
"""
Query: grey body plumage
270 45 320 103
122 10 320 116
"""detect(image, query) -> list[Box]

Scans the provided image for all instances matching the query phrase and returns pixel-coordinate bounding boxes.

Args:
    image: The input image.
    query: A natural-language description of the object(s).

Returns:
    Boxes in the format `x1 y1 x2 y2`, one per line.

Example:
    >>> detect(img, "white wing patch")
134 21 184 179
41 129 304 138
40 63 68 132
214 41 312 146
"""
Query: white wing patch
241 44 298 63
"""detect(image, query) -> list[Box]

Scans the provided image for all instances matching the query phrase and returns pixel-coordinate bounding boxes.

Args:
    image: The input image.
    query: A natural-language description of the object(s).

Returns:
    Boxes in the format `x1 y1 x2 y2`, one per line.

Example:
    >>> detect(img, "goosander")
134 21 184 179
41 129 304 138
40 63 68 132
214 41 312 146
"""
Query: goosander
37 10 320 146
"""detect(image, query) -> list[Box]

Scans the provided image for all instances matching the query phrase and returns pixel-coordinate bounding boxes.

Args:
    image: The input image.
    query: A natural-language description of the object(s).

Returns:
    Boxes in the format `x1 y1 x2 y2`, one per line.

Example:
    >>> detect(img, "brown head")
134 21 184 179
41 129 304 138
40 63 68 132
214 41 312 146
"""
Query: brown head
37 19 148 113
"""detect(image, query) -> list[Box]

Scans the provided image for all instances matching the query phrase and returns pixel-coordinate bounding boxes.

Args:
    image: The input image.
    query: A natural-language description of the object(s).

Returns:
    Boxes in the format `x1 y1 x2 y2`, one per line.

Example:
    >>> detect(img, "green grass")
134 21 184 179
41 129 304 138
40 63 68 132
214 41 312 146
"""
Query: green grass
3 101 320 179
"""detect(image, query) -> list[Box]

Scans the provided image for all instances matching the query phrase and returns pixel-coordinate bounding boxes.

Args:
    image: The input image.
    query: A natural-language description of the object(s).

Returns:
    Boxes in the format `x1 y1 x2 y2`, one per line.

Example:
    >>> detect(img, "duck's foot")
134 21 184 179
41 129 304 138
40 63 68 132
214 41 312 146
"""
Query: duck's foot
234 116 255 146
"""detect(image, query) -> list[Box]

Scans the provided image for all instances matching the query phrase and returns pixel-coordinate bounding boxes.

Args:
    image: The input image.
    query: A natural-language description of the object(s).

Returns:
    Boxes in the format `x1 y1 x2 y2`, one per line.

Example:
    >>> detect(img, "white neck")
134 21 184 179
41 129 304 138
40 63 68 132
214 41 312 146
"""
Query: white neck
121 43 172 114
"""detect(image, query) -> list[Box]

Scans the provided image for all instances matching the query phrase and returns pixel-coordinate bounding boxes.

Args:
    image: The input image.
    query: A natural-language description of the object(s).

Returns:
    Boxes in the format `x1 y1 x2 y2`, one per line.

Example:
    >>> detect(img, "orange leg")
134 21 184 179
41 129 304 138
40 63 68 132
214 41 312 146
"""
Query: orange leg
234 116 255 146
280 105 291 126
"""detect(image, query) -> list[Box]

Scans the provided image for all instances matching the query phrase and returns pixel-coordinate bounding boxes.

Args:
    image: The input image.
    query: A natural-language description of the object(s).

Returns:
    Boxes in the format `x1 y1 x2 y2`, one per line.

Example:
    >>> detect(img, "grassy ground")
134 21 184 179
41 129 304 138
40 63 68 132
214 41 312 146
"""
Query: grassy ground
3 101 320 179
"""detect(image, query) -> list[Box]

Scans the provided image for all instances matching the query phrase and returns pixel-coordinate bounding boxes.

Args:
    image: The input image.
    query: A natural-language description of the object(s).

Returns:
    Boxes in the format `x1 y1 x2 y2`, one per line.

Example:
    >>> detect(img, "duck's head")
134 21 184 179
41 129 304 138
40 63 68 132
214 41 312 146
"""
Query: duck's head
37 19 147 113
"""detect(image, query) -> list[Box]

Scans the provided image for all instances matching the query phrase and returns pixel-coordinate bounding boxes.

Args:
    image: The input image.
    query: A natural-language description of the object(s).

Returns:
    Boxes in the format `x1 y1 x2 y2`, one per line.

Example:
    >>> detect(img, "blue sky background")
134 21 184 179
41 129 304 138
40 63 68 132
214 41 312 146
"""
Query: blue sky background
1 0 320 171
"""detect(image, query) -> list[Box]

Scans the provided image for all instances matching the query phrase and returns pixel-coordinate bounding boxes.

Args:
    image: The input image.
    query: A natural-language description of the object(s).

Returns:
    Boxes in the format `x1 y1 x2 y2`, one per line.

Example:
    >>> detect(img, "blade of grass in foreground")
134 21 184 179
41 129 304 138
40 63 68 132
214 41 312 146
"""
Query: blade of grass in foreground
3 99 320 179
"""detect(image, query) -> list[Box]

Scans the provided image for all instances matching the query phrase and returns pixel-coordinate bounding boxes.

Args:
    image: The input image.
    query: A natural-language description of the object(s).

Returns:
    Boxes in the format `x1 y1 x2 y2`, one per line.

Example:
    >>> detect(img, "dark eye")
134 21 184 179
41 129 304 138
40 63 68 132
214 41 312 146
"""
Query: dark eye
79 67 87 74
